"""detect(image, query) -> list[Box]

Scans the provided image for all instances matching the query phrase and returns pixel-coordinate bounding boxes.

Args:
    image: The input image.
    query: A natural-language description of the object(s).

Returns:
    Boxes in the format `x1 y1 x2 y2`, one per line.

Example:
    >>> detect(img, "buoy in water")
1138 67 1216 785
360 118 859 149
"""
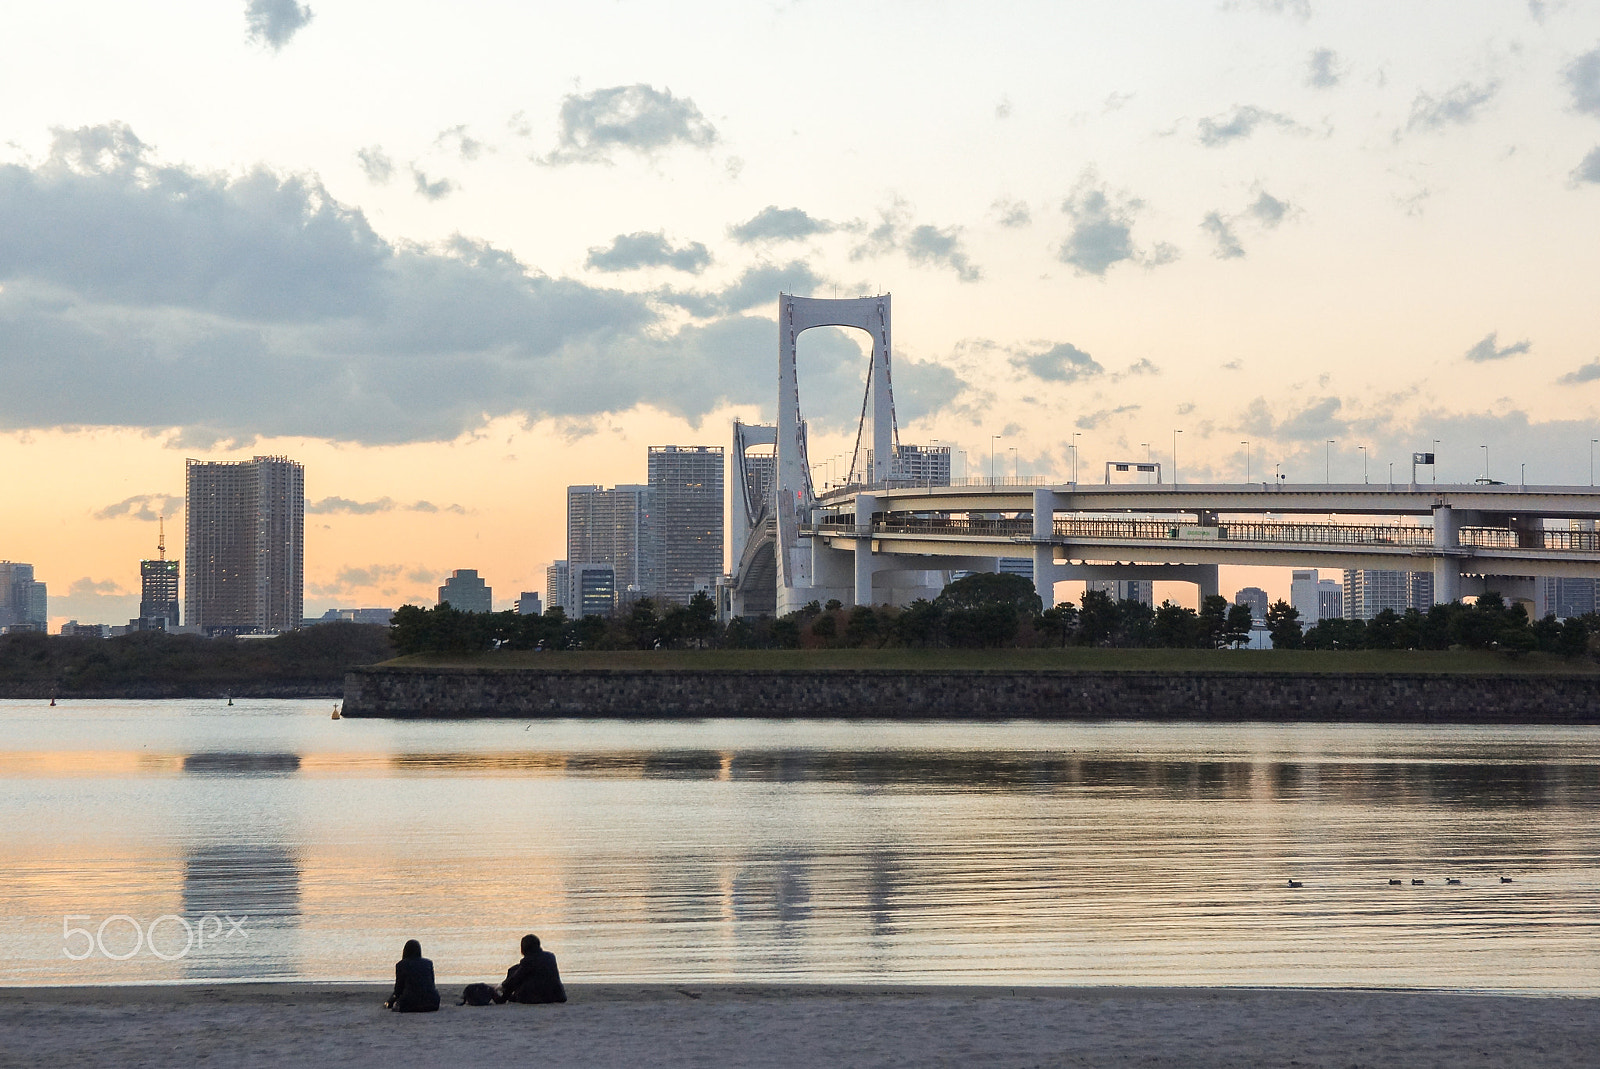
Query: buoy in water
331 705 341 720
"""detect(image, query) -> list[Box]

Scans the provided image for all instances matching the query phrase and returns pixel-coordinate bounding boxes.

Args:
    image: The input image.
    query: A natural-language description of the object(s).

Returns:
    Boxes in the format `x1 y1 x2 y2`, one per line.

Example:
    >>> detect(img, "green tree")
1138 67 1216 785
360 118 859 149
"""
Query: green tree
844 605 882 647
810 612 838 644
1152 601 1200 648
893 598 943 647
625 598 660 649
1265 600 1302 649
1223 603 1255 648
1197 595 1231 648
1077 589 1119 646
1037 602 1079 648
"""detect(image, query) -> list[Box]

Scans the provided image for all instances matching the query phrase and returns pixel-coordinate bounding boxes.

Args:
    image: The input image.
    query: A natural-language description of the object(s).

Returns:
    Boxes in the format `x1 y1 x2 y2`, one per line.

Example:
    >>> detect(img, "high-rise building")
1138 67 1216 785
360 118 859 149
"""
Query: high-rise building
1087 578 1154 606
1536 521 1596 619
866 443 953 485
138 519 180 629
515 592 542 616
545 561 570 614
567 484 657 600
1343 570 1433 621
184 456 304 635
648 446 725 606
0 562 47 632
1234 586 1269 623
569 563 618 618
1289 569 1320 625
1317 579 1344 621
438 569 493 613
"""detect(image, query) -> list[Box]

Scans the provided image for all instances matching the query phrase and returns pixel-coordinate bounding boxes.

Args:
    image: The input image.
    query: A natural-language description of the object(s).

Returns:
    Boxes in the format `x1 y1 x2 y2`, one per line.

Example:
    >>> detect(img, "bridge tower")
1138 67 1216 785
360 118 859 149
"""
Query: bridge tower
775 294 896 613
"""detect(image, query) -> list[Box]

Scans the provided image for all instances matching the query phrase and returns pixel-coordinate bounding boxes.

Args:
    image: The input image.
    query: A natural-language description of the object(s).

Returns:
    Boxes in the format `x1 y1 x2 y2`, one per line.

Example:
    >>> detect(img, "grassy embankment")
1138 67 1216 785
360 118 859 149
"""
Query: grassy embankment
381 647 1600 675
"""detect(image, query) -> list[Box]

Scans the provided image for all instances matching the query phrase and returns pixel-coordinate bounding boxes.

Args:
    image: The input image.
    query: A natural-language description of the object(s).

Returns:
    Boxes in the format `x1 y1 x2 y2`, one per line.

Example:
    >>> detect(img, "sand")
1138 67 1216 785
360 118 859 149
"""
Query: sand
2 983 1596 1069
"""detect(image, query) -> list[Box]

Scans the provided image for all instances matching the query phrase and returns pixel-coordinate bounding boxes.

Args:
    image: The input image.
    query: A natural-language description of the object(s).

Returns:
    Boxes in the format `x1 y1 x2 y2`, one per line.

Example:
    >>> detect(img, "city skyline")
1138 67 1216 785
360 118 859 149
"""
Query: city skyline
5 2 1600 627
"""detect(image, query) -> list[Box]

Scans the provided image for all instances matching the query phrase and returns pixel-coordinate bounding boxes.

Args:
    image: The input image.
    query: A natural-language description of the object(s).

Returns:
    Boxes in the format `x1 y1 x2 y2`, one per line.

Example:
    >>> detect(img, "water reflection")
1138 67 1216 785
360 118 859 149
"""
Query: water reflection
181 844 301 979
384 749 1600 807
183 751 302 775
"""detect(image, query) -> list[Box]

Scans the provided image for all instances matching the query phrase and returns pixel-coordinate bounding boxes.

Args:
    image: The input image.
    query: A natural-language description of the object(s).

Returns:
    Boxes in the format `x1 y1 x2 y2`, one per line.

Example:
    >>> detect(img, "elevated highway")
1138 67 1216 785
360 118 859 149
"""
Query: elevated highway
805 481 1600 609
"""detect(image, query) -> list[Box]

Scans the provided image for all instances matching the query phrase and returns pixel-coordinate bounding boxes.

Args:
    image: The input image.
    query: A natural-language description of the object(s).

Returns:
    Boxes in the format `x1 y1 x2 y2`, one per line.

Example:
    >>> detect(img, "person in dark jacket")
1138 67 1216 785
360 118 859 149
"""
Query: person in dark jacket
384 939 441 1012
496 934 566 1004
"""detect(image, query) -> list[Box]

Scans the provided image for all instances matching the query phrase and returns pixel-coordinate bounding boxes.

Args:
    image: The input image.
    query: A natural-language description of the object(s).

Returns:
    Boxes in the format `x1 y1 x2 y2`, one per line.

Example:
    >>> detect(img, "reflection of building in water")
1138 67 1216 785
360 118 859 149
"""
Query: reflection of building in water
182 843 302 979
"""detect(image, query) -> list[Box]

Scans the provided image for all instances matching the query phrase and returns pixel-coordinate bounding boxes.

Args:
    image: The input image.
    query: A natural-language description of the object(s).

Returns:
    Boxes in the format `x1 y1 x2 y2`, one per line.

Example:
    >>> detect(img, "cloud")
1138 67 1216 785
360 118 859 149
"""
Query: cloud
355 146 393 184
1201 212 1244 259
245 0 314 50
1464 332 1531 363
540 84 717 165
69 577 128 597
1238 396 1348 440
1566 47 1600 117
850 201 982 281
435 125 484 162
1246 191 1291 227
991 197 1031 228
995 96 1013 119
1058 176 1144 276
1306 49 1342 89
1244 0 1311 18
1197 106 1298 147
0 124 979 444
1558 359 1600 384
1404 81 1499 135
585 231 711 274
1011 343 1104 384
410 167 454 200
727 206 838 244
94 494 182 521
1075 404 1140 430
306 496 465 515
1125 358 1160 376
903 224 981 282
1576 146 1600 184
655 260 825 318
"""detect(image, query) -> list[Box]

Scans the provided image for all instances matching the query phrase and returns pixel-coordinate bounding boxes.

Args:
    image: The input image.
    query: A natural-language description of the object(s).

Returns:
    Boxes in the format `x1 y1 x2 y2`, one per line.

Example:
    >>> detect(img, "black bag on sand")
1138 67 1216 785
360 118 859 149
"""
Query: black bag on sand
459 983 498 1006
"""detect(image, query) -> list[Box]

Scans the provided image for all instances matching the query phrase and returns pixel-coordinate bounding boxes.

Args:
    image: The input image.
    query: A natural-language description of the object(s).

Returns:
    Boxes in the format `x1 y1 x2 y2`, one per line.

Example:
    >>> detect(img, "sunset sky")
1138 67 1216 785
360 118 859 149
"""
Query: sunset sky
4 0 1600 627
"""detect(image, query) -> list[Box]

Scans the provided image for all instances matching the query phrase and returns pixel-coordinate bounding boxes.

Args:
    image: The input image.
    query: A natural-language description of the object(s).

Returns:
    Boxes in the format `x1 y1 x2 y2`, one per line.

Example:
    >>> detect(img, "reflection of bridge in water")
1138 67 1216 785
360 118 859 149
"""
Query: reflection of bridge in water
727 294 1600 614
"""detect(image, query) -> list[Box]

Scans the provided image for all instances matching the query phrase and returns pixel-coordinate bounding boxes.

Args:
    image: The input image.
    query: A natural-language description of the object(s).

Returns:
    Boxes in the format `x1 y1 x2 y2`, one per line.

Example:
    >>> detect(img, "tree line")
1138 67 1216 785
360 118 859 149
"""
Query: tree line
392 573 1596 658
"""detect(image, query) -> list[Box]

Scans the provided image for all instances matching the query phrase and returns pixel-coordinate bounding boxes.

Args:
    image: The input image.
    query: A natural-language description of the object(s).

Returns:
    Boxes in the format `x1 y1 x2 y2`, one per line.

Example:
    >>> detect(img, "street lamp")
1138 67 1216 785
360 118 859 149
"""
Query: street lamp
1073 432 1082 484
1433 439 1440 484
1481 444 1489 481
1591 440 1597 486
1173 429 1182 486
990 434 1001 484
1326 440 1335 484
1241 441 1250 483
1359 445 1369 483
1010 445 1019 479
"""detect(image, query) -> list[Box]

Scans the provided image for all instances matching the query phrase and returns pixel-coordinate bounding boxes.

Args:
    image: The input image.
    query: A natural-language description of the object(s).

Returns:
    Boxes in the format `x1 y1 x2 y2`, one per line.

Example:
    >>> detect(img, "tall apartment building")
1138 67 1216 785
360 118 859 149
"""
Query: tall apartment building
184 456 304 635
1087 578 1154 606
545 561 570 614
1342 570 1433 621
866 443 953 485
648 445 724 606
568 484 657 601
0 562 47 632
138 519 180 628
1537 521 1596 619
438 569 493 613
1317 579 1344 621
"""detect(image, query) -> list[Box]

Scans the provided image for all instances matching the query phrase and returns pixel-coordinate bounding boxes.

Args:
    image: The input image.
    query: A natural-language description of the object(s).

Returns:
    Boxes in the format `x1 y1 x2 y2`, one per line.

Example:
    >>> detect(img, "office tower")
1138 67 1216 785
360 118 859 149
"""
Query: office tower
1536 522 1595 619
998 557 1035 582
648 445 725 606
1317 579 1344 621
1234 586 1269 624
1289 569 1319 625
569 563 618 618
0 562 47 631
545 561 570 614
1086 578 1154 606
438 569 493 613
515 592 543 616
1342 570 1424 621
1405 571 1432 611
567 484 657 600
866 443 953 485
138 519 180 629
185 456 304 635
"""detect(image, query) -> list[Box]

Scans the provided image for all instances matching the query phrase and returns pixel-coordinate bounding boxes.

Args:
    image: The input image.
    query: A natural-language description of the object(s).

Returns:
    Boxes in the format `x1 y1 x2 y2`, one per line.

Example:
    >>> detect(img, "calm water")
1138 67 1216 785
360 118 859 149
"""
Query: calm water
1 699 1597 991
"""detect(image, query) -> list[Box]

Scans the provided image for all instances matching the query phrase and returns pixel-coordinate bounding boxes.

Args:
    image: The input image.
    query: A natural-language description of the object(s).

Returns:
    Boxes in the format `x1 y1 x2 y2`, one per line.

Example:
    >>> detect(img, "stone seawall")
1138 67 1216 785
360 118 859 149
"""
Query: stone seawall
341 666 1600 723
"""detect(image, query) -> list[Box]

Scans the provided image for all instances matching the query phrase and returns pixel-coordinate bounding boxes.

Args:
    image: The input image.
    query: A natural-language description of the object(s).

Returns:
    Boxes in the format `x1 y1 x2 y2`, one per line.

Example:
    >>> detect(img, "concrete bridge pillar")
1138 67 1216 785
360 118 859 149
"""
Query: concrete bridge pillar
1432 505 1460 604
853 493 878 607
1197 563 1219 602
1031 488 1056 608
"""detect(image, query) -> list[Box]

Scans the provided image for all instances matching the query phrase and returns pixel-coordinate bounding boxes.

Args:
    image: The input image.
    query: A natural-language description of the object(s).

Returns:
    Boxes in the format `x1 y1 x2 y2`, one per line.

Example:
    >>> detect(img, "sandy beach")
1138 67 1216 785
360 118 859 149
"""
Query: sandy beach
2 983 1596 1068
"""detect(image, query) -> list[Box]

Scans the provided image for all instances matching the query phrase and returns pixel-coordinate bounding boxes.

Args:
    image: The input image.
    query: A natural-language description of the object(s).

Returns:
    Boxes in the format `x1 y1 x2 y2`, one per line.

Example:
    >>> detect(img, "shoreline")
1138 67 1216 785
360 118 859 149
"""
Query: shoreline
6 982 1597 1068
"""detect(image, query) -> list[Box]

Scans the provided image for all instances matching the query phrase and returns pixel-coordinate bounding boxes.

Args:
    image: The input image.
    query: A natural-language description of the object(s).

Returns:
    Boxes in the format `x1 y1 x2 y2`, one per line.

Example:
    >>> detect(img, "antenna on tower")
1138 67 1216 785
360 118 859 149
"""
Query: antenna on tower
158 516 166 562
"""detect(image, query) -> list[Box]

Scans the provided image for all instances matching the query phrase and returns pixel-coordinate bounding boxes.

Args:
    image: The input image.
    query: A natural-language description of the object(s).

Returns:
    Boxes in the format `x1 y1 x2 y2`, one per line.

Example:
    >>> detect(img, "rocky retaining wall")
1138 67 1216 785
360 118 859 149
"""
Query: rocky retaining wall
341 666 1600 723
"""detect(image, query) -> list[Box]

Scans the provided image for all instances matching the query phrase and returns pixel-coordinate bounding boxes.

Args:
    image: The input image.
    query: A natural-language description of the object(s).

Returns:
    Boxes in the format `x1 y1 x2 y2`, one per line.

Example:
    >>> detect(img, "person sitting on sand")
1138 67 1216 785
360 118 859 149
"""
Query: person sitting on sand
384 939 441 1013
496 934 566 1004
